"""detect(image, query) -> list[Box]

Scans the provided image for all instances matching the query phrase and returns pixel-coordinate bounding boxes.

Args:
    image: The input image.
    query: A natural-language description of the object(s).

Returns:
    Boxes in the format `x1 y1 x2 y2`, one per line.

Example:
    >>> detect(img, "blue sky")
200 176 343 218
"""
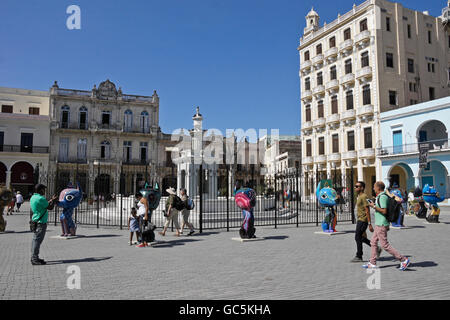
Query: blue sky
0 0 445 137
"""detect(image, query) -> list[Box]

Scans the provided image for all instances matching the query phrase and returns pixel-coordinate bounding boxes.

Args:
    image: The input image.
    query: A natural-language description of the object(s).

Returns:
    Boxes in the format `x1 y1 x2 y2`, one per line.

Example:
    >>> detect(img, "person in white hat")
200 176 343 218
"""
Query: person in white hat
16 191 24 212
159 187 181 237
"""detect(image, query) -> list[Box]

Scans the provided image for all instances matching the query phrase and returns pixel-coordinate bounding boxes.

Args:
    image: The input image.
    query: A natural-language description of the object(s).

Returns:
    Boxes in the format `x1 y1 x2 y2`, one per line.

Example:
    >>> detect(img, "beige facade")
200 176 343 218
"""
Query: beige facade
0 87 50 194
298 0 450 195
48 79 163 196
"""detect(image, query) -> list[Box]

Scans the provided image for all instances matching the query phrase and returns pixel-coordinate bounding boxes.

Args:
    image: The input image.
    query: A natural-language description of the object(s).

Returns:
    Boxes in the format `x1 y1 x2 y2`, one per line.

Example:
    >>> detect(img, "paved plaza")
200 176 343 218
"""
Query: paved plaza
1 203 450 300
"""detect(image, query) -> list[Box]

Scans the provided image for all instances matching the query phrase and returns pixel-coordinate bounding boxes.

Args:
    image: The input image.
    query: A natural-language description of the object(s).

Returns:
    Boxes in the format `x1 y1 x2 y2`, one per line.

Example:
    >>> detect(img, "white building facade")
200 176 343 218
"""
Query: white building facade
298 0 450 195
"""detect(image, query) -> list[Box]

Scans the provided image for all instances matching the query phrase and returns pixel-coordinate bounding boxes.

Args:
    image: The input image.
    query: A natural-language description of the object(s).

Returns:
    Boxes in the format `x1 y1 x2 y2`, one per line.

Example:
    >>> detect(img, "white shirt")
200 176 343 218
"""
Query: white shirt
16 194 23 204
137 200 147 216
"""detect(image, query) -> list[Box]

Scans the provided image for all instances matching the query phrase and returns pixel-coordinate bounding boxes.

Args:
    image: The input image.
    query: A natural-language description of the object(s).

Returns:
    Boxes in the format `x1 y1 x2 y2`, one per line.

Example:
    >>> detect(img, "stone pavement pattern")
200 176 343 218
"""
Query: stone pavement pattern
1 203 450 300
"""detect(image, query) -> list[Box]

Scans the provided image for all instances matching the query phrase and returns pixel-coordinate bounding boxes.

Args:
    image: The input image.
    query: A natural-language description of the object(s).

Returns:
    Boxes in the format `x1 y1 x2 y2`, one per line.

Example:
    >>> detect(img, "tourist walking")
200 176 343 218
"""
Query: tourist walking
159 187 181 237
351 181 380 263
30 184 58 265
179 188 195 236
15 191 24 212
363 181 411 270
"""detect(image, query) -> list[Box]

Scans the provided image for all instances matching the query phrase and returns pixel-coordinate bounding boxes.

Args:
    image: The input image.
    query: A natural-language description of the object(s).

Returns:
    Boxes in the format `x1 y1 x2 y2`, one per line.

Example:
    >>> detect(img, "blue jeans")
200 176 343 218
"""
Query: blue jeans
31 223 47 261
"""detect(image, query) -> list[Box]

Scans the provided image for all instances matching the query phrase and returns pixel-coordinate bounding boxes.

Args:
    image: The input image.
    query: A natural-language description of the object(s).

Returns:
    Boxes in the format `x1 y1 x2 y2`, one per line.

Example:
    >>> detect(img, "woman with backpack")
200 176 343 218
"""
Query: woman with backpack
159 187 182 237
179 188 195 236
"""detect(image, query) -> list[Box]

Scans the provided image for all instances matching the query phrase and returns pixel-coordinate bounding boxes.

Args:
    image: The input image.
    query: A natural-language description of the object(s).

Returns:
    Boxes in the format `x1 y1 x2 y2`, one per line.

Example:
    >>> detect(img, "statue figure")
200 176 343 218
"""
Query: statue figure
0 186 13 232
58 182 82 237
423 184 445 223
316 180 338 233
235 188 256 239
139 182 161 243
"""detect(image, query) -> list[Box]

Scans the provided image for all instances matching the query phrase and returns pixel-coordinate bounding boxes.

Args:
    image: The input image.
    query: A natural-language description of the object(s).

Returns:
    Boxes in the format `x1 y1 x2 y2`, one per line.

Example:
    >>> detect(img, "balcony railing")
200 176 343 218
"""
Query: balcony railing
377 139 450 156
355 30 371 44
122 159 148 165
57 157 88 164
58 122 89 130
0 145 49 154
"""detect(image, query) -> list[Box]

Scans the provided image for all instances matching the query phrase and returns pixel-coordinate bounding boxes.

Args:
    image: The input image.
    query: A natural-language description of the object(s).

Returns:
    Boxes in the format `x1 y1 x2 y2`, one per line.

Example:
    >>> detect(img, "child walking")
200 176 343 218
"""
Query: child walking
128 208 141 245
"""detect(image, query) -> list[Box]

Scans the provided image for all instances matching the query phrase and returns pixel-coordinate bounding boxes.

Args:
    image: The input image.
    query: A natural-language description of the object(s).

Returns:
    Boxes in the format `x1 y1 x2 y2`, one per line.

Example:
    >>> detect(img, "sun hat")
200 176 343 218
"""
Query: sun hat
166 187 177 195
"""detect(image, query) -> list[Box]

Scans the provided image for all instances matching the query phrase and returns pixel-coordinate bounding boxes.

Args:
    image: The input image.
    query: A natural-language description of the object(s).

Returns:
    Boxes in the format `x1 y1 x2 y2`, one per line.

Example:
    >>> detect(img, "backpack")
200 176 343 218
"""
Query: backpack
377 193 401 223
185 198 195 210
172 195 186 211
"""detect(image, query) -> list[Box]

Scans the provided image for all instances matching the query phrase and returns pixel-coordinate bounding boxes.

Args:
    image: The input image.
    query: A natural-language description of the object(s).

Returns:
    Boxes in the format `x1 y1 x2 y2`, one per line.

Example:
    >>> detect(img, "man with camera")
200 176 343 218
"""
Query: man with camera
30 184 58 266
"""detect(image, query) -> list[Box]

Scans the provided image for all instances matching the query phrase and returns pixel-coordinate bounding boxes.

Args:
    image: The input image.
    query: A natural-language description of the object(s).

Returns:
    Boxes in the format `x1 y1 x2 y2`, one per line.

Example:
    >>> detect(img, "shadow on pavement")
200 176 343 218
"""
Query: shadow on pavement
75 234 122 239
188 232 220 237
46 257 113 265
263 235 289 240
151 238 202 248
0 230 32 234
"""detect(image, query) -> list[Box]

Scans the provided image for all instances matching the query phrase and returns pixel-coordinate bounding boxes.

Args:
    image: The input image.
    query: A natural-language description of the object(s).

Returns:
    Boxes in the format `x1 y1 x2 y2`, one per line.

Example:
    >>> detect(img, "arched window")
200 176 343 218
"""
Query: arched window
100 141 111 159
79 106 88 130
61 105 70 129
140 111 150 133
124 110 133 132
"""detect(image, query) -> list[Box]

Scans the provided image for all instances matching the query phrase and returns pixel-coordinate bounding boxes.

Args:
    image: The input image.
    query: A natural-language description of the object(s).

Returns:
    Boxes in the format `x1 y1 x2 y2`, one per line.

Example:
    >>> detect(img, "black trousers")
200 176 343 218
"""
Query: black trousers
355 220 371 259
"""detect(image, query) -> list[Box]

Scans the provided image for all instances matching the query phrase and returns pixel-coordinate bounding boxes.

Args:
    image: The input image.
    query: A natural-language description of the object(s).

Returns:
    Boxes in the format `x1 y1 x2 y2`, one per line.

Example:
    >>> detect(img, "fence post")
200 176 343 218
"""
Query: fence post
274 172 277 229
96 163 100 229
315 171 319 227
226 165 229 232
296 168 299 228
350 165 355 224
120 165 123 230
199 164 203 234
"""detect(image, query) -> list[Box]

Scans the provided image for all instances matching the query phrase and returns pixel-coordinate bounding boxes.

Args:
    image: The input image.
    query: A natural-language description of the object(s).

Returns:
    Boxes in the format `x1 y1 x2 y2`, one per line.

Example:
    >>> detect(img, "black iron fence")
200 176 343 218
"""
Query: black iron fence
35 164 356 232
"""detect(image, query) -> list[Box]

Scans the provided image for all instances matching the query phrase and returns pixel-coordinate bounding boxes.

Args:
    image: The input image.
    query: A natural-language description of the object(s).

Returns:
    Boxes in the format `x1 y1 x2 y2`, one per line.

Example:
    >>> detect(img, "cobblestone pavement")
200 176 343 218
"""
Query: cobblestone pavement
1 203 450 300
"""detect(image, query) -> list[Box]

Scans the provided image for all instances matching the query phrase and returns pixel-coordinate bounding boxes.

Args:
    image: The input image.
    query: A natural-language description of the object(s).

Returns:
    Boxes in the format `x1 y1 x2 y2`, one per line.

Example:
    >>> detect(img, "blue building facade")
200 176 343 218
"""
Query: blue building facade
379 97 450 203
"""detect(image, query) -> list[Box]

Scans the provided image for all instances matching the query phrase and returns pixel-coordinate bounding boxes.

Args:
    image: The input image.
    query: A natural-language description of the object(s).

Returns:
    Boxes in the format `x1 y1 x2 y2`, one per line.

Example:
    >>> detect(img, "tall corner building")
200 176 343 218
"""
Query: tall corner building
298 0 450 193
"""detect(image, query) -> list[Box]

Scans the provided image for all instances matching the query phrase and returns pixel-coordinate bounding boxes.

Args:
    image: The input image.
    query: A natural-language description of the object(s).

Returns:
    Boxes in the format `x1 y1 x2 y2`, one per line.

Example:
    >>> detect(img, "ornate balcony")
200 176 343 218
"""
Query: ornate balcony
357 104 374 117
341 109 356 122
342 151 358 160
359 148 375 159
355 30 371 45
301 89 312 101
315 155 327 163
303 156 314 165
302 121 313 130
312 54 324 67
326 79 339 92
300 60 312 72
328 153 341 162
339 39 354 53
313 118 326 128
325 47 338 60
313 85 325 96
326 113 340 124
340 73 355 86
356 66 372 81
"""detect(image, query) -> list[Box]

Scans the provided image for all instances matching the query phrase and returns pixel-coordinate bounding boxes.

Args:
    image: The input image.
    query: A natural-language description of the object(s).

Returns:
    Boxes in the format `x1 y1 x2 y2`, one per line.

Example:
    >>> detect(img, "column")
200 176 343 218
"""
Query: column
5 170 11 189
357 158 364 182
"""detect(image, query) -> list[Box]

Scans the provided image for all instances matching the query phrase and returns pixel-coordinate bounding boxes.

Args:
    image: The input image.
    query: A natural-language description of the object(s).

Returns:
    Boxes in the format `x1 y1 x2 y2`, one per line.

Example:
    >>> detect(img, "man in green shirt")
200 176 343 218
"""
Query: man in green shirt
30 184 57 265
363 181 410 271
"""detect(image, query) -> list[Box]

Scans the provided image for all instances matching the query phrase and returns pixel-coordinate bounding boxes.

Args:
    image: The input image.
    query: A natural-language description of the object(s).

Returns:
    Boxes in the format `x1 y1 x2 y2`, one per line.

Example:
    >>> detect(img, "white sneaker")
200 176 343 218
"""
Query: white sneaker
362 262 378 269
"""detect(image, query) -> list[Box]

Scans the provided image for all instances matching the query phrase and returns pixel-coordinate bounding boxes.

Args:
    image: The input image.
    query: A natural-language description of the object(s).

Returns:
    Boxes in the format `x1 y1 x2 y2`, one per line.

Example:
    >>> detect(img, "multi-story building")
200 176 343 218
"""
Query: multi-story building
0 87 50 195
48 79 161 197
261 135 302 178
298 0 450 195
